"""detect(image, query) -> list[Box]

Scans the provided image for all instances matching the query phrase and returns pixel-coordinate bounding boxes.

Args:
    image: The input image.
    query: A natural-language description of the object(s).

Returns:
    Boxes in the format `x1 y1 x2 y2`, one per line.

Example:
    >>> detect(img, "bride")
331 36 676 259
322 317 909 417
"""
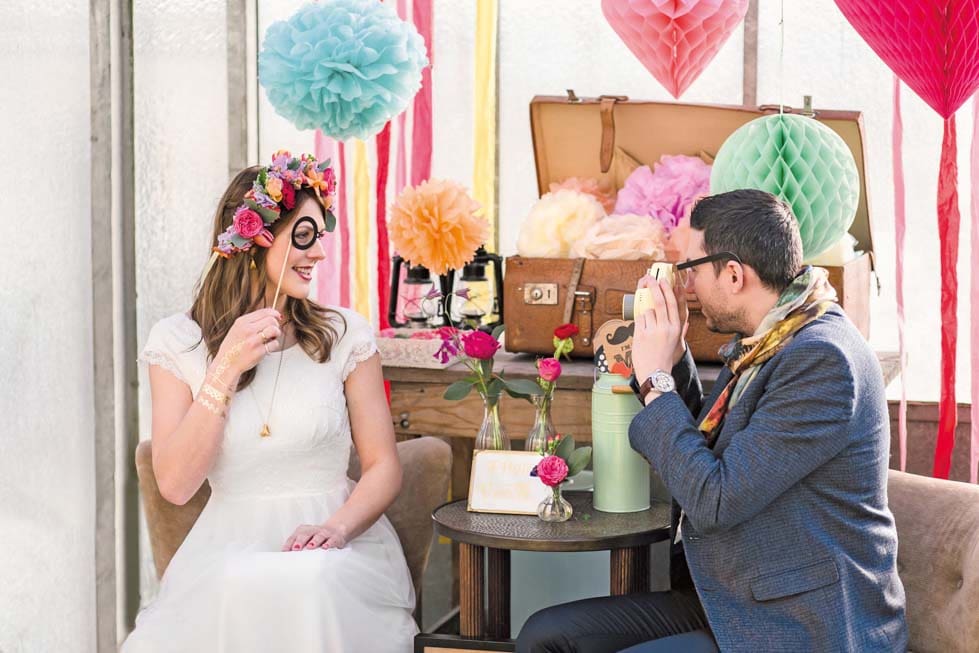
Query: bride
123 152 418 652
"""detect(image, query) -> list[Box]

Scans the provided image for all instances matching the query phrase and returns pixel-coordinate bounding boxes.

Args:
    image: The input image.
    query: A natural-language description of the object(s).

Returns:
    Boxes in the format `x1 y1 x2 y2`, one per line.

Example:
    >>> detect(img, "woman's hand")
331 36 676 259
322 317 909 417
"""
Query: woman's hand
282 522 349 551
214 308 283 377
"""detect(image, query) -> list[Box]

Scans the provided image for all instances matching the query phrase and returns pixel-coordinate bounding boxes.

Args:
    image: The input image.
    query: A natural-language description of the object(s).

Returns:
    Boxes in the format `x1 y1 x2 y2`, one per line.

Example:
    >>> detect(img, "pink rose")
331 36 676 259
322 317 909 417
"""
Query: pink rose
323 166 337 195
462 330 500 360
280 181 296 210
233 207 264 239
538 357 562 382
536 455 569 487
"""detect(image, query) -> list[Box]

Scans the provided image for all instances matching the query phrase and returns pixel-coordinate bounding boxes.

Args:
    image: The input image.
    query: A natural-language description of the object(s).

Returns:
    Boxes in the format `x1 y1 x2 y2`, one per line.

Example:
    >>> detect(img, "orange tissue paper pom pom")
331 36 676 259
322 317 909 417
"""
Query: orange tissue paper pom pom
389 179 489 275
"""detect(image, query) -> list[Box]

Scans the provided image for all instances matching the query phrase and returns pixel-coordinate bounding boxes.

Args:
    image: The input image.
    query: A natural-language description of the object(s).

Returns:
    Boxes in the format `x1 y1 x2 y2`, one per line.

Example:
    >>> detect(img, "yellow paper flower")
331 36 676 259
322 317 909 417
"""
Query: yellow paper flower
389 179 488 274
517 190 605 258
569 214 667 260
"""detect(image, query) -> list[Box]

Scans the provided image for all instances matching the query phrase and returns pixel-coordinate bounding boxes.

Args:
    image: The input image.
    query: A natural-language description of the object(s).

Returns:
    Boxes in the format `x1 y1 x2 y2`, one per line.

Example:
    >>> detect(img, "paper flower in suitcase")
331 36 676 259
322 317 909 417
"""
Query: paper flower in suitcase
549 177 617 214
517 190 605 258
569 213 668 260
258 0 428 140
613 155 711 232
389 179 489 275
530 435 592 484
438 326 543 402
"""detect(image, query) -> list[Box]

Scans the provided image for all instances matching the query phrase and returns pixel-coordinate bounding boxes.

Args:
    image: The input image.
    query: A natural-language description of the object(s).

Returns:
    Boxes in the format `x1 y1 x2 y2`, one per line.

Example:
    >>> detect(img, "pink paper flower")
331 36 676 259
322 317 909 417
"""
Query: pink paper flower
538 357 562 383
549 176 617 213
461 330 500 360
233 207 265 239
536 455 569 487
613 155 711 232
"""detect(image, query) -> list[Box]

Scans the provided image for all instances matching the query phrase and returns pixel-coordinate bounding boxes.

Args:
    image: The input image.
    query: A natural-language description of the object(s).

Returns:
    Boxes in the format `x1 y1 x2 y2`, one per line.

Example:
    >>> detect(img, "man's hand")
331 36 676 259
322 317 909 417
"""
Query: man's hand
632 277 688 384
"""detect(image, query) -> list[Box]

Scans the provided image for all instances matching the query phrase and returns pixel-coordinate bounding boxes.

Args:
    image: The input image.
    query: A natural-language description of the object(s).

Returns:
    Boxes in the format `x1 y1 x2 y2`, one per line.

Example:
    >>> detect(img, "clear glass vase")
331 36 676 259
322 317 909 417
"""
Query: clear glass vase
537 485 573 522
525 392 556 453
475 390 510 450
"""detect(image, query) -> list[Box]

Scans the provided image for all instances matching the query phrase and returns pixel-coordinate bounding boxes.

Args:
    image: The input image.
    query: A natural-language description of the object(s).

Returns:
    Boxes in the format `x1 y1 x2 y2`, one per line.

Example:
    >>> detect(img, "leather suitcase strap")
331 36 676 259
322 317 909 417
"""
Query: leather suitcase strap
599 97 617 173
563 258 585 324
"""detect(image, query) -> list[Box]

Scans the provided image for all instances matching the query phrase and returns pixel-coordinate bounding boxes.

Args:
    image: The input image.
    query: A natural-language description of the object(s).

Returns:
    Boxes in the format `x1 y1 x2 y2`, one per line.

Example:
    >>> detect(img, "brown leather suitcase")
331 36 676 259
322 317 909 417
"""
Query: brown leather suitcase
503 93 876 362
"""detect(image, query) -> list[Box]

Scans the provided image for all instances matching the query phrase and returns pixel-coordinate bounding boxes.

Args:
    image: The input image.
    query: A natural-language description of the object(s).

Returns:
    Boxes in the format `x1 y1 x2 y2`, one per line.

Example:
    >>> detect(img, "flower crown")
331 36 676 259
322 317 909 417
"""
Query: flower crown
214 150 338 258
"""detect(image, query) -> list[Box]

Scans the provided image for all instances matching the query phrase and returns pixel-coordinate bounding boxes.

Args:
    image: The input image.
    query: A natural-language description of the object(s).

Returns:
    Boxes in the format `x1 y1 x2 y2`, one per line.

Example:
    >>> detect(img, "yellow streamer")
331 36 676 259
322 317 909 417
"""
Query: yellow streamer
353 140 371 320
473 0 498 252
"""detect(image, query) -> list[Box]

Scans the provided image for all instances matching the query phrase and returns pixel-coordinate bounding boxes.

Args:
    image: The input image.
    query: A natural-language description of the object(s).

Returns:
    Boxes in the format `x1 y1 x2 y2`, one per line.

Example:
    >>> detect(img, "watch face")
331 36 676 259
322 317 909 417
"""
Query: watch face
652 372 676 393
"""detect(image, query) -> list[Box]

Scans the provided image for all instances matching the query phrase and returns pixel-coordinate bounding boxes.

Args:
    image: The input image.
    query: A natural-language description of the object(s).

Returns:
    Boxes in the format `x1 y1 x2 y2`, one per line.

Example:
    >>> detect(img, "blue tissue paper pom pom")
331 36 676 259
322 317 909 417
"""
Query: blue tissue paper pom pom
259 0 429 141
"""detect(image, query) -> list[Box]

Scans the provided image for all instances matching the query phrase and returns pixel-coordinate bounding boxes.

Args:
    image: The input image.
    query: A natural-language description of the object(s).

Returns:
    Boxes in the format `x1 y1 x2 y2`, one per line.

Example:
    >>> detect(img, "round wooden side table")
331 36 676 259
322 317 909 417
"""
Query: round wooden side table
432 491 671 640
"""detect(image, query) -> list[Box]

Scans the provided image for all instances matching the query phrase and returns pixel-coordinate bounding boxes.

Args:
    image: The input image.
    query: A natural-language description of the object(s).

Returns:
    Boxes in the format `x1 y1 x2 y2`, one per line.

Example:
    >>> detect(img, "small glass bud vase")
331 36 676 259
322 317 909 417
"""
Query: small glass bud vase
475 390 510 450
537 485 573 522
525 393 556 452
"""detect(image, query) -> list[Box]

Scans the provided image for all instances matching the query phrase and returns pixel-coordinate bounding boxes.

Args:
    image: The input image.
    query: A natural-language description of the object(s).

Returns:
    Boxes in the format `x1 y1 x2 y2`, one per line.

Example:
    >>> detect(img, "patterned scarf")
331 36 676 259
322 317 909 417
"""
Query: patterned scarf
698 266 838 447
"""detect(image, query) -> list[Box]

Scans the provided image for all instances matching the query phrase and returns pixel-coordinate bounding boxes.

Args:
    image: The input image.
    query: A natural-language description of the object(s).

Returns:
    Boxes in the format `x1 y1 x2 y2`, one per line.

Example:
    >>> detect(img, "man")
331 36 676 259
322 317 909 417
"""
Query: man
516 189 907 652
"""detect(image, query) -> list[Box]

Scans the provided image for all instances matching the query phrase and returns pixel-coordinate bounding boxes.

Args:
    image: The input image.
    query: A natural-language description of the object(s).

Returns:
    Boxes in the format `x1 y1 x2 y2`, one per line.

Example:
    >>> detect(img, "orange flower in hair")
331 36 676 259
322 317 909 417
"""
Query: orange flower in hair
389 179 488 275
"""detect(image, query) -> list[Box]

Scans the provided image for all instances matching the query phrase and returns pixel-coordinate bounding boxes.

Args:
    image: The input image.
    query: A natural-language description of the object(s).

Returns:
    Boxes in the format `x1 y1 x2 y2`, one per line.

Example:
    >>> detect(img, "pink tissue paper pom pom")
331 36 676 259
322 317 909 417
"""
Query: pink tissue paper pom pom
613 155 710 232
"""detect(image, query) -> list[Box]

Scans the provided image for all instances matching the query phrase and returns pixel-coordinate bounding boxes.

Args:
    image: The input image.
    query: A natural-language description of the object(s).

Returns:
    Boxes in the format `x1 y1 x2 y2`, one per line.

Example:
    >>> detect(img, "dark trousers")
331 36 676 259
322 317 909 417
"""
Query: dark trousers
514 590 715 653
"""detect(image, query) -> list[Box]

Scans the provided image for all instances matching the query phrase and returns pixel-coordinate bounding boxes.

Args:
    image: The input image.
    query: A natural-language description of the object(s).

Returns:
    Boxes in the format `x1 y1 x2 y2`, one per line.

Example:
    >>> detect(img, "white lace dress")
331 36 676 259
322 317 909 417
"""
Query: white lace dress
122 307 417 652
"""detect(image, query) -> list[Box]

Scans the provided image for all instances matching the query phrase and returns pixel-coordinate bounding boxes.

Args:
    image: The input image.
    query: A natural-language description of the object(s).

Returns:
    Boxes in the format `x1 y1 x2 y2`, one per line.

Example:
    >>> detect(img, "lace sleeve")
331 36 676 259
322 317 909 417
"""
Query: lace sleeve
338 308 379 382
139 315 190 384
342 340 379 382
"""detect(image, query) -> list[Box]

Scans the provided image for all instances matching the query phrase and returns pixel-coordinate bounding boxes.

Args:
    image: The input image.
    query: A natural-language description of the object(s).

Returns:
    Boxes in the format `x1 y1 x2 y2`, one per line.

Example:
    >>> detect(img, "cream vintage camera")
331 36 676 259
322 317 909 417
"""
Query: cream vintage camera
622 262 676 321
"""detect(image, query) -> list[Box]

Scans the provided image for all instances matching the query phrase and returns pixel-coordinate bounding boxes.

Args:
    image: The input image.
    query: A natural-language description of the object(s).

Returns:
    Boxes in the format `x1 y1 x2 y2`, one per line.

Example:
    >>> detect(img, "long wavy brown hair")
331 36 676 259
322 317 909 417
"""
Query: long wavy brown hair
190 165 344 391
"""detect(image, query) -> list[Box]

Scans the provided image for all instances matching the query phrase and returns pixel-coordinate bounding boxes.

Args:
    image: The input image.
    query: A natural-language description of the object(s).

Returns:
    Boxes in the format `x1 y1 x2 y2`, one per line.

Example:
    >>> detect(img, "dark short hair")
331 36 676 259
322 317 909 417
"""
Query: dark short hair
689 189 803 292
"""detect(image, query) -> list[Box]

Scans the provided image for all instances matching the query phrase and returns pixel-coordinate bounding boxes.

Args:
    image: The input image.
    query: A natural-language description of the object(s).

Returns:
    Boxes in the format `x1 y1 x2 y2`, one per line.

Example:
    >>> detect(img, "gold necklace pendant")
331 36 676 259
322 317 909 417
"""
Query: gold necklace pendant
260 424 271 438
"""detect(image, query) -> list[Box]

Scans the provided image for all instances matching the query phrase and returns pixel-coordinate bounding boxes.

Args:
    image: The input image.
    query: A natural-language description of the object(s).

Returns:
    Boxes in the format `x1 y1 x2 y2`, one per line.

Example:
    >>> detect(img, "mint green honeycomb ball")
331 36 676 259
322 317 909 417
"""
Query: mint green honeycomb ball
709 113 860 259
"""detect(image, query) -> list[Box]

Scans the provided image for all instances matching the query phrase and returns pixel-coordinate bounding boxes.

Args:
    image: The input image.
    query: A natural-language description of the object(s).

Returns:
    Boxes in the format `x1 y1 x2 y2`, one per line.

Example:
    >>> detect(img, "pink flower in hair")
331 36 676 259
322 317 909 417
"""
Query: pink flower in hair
233 207 264 239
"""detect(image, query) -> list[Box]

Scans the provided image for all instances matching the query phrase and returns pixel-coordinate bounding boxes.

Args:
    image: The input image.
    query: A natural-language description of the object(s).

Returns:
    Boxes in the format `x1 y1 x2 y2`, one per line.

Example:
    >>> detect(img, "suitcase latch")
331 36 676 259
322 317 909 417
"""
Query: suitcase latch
523 283 559 305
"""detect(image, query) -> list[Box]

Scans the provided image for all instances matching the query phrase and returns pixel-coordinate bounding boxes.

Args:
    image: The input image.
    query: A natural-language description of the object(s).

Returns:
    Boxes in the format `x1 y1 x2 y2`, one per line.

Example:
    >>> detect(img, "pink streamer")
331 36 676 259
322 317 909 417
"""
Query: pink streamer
338 142 351 308
892 77 908 471
971 94 979 484
314 130 340 307
411 0 433 186
394 0 409 325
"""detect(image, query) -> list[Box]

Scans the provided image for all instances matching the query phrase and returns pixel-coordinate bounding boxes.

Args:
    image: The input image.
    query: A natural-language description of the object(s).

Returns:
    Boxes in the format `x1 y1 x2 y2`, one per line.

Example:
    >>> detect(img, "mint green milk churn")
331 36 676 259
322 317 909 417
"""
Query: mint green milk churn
591 372 650 512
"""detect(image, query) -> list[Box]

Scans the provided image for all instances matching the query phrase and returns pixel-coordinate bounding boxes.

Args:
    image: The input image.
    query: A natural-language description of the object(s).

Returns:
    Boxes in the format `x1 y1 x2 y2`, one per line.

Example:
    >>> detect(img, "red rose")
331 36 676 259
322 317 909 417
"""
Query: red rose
537 357 562 382
280 182 296 210
554 324 579 340
536 455 569 487
462 330 500 360
233 207 264 239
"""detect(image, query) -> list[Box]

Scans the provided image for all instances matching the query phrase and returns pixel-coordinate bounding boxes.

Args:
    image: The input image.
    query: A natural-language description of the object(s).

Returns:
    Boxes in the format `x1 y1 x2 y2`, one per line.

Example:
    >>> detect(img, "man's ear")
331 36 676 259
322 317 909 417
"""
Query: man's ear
727 261 745 293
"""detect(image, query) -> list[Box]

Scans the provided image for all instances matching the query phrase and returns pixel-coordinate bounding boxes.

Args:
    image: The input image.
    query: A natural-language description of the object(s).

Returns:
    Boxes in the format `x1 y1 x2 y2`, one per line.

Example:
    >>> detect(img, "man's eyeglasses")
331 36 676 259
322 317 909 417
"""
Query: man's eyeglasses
676 251 743 271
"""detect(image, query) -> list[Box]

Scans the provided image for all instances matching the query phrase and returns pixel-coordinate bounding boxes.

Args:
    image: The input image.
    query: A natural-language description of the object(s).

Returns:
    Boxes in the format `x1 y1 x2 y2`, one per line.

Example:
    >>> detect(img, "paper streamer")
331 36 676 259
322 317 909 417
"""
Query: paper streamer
892 77 908 471
376 123 393 330
337 142 351 308
353 140 371 319
934 116 961 480
411 0 433 186
971 94 979 484
473 0 498 251
314 130 340 307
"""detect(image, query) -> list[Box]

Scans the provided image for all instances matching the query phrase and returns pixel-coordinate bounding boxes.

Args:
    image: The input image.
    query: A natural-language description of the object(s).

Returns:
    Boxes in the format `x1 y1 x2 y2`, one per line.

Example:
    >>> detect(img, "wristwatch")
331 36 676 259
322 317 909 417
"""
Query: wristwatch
638 369 676 403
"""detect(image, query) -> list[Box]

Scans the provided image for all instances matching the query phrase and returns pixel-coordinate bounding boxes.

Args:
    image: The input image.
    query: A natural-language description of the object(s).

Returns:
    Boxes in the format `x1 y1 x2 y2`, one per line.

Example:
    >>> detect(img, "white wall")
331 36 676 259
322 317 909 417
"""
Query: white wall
262 0 975 404
0 3 97 651
133 0 229 606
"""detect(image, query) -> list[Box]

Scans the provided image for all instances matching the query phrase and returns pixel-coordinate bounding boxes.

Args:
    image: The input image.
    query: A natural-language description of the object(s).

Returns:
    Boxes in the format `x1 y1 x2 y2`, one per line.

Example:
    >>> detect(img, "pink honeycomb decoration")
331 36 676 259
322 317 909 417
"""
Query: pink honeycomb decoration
602 0 749 99
834 0 979 118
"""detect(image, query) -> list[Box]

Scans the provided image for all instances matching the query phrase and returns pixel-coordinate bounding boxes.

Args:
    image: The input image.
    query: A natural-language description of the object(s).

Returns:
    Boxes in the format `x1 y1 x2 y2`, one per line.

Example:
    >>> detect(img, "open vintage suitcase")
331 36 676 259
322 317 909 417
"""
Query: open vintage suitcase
503 93 877 362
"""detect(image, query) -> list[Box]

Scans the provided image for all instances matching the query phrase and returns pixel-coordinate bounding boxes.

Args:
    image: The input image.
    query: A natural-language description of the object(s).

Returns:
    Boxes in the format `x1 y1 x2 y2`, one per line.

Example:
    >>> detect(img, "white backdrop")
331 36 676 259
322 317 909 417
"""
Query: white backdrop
0 2 96 651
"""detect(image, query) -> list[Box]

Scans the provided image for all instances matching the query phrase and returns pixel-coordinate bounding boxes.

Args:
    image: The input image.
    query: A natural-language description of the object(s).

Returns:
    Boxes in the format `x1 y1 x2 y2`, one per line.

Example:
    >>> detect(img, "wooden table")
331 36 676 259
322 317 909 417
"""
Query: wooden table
387 350 900 614
432 492 672 640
